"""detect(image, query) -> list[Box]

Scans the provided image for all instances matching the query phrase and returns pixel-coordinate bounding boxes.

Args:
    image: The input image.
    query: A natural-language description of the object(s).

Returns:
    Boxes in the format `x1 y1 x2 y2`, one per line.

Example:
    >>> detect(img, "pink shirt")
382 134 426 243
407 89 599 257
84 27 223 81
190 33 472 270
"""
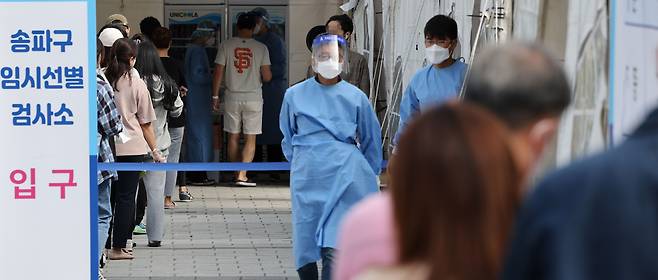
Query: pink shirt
335 193 398 280
111 69 156 156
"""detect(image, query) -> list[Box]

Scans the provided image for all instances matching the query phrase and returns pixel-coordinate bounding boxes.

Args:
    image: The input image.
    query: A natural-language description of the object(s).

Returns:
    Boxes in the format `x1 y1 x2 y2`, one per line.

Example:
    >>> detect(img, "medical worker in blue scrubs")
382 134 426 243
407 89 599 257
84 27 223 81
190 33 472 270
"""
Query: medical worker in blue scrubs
279 34 383 280
183 21 215 185
393 15 467 146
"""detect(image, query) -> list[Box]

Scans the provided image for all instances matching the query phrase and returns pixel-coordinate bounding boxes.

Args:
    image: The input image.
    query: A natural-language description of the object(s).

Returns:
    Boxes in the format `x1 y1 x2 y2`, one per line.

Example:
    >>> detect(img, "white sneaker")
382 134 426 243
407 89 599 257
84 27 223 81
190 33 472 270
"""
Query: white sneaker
98 269 106 280
235 179 257 187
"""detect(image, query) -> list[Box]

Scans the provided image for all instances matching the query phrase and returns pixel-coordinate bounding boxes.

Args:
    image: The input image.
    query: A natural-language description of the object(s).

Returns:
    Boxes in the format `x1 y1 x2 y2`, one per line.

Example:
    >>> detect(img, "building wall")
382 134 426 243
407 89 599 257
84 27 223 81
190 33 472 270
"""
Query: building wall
96 0 340 84
96 0 164 33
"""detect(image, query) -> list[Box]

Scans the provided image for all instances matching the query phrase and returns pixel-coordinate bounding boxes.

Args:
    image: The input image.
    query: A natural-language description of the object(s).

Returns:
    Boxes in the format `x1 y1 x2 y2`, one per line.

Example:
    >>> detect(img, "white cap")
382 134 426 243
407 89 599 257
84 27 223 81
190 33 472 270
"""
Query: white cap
99 28 124 47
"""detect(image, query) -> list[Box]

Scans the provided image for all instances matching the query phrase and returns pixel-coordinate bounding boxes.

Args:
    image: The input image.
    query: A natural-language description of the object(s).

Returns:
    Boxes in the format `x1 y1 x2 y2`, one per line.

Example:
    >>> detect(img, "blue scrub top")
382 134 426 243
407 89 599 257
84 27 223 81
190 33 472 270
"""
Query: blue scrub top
394 60 467 145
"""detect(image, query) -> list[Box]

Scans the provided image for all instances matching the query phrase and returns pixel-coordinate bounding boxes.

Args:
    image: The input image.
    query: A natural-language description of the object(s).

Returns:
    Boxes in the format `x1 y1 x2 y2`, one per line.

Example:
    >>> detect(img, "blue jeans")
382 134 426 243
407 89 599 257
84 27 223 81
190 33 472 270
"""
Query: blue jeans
297 247 335 280
97 179 112 260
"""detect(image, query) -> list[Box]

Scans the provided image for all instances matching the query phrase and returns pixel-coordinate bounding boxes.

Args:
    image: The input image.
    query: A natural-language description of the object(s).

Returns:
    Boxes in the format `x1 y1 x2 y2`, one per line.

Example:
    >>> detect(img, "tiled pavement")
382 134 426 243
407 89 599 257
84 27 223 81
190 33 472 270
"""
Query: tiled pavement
104 185 299 280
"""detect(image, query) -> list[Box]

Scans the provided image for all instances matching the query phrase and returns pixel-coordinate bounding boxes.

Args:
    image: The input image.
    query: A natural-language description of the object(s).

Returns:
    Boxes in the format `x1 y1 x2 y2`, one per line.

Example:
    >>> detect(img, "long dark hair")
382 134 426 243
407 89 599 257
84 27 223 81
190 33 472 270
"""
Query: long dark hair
135 40 176 89
391 103 522 280
105 38 137 90
134 40 179 109
96 38 103 65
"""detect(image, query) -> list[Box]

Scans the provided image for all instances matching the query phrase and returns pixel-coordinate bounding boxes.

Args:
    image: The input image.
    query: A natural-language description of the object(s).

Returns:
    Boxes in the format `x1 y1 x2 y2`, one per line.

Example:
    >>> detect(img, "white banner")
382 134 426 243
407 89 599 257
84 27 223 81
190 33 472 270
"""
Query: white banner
0 1 93 279
611 0 658 143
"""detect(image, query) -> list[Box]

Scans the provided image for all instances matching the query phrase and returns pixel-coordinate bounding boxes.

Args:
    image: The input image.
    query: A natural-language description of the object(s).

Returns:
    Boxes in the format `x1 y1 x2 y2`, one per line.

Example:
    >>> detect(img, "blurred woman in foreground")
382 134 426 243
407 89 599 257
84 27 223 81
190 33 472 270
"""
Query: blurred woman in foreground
352 103 523 280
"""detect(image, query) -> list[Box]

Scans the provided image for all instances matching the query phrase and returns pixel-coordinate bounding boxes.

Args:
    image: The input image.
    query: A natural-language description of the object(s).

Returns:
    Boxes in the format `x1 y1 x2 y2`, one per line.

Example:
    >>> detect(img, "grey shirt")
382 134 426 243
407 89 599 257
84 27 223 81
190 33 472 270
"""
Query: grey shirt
147 75 183 151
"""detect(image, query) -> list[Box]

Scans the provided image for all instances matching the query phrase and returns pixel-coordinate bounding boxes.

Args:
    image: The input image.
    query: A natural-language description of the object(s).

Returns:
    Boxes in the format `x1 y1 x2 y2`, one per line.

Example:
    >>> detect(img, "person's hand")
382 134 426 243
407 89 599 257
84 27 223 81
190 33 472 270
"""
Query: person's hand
179 86 188 97
212 97 220 112
152 149 166 163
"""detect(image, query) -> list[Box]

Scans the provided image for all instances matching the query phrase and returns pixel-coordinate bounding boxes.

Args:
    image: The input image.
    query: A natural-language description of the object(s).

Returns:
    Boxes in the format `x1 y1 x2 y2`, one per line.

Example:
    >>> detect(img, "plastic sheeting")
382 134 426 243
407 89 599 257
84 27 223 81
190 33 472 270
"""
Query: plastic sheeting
556 0 608 165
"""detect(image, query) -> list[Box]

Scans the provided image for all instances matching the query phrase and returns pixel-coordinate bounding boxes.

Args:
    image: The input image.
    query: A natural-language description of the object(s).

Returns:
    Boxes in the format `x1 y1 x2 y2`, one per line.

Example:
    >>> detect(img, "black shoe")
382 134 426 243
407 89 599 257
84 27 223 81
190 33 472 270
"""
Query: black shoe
147 241 161 247
179 191 193 202
187 179 215 186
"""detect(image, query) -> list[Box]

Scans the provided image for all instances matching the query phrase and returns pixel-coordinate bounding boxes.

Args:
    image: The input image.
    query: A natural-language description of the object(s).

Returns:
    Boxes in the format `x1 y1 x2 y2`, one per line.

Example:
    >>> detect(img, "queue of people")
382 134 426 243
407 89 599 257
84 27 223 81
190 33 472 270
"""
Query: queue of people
94 9 652 280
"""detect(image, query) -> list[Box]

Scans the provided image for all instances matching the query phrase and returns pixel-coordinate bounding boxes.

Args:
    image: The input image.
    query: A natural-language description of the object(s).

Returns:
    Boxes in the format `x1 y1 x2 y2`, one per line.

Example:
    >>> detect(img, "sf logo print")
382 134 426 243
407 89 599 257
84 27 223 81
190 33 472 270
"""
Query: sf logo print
234 48 253 73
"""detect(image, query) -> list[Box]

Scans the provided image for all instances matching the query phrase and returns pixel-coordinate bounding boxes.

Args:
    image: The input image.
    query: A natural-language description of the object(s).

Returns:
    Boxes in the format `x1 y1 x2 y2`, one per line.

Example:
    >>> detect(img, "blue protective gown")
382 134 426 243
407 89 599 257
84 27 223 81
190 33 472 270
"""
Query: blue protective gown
255 31 288 145
183 44 214 162
279 77 383 268
394 61 467 145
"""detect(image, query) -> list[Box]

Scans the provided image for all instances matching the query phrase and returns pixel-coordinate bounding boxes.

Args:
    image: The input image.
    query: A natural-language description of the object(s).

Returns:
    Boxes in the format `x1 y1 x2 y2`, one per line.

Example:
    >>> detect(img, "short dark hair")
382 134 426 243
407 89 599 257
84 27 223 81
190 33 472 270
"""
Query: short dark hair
465 42 572 129
424 15 458 40
236 12 258 30
326 14 354 34
140 16 162 39
151 27 172 49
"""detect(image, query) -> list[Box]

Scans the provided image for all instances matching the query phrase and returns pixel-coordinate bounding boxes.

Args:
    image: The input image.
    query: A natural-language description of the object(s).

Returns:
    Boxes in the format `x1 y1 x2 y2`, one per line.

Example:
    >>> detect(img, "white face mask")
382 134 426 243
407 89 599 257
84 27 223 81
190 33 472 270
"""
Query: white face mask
254 24 262 35
425 44 450 65
314 60 342 79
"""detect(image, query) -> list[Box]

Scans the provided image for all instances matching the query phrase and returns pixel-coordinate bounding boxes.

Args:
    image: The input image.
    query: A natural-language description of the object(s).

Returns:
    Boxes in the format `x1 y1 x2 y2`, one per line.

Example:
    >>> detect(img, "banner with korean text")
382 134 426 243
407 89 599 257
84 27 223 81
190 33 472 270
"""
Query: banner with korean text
0 0 96 279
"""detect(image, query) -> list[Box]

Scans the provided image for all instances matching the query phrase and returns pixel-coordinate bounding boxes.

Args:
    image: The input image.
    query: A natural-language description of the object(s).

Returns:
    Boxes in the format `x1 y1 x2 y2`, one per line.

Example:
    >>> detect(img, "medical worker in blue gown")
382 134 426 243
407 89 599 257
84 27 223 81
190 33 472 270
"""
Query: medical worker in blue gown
252 8 288 161
393 15 467 146
279 34 382 280
184 22 215 185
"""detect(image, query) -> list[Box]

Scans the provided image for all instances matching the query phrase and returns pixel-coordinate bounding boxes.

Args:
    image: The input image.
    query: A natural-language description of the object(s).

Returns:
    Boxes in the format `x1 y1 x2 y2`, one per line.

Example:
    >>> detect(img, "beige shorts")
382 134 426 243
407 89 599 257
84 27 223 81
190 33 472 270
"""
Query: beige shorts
223 100 263 135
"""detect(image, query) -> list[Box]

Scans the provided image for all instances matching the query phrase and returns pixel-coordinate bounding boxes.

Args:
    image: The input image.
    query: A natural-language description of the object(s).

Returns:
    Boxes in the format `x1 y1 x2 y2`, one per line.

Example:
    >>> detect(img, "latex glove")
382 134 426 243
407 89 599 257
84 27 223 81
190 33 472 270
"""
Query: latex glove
152 149 166 163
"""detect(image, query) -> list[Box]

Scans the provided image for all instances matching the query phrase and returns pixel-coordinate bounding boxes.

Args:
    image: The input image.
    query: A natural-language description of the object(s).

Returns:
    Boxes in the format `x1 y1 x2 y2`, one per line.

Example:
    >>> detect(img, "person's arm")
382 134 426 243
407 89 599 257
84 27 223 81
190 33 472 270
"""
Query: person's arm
357 94 383 175
140 122 165 162
261 65 272 83
134 79 164 162
97 84 123 137
261 44 272 83
279 91 295 161
392 84 419 148
212 64 225 111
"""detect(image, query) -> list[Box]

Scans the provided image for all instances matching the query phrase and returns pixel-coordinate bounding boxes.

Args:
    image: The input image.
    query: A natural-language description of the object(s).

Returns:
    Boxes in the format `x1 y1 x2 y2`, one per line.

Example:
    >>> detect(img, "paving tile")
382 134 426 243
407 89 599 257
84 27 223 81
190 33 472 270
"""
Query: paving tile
105 186 297 279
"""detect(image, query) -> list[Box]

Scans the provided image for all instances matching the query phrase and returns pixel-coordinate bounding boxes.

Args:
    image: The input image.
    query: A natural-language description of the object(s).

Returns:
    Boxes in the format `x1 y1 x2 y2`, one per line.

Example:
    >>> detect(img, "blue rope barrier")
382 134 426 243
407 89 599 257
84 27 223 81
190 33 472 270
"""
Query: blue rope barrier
98 161 389 171
98 162 291 171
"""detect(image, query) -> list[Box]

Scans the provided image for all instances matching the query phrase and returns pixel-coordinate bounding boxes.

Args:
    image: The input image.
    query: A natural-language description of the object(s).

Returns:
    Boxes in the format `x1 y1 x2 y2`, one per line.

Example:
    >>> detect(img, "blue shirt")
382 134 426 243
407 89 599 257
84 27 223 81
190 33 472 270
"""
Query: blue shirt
394 61 467 145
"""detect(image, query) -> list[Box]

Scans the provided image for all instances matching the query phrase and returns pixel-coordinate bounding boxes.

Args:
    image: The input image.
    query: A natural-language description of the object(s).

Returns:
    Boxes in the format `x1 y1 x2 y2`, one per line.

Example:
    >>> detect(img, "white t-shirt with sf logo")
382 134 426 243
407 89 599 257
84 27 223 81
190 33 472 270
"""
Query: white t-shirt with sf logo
215 37 271 101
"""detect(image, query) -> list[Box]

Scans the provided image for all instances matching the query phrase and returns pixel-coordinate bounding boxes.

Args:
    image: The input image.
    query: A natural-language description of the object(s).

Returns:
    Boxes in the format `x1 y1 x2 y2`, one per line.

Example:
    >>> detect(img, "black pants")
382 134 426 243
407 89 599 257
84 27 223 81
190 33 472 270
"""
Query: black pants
255 144 285 162
186 171 208 183
106 155 144 249
297 247 335 280
134 178 147 226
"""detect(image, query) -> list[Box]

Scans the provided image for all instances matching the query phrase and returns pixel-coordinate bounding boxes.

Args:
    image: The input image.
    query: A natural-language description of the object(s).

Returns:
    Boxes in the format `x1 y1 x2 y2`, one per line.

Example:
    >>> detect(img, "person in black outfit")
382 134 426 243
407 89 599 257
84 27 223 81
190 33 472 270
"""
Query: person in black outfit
151 26 195 203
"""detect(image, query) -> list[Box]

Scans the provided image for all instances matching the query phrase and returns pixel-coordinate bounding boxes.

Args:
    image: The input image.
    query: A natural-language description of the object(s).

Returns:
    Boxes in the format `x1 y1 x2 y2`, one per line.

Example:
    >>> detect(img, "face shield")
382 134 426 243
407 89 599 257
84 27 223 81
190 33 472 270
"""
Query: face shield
311 34 349 79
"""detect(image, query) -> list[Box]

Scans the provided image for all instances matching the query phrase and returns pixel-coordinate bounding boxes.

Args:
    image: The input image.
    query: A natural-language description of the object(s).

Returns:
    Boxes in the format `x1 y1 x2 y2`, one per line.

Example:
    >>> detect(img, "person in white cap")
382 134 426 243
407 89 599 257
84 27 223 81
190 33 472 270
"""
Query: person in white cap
98 24 127 68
